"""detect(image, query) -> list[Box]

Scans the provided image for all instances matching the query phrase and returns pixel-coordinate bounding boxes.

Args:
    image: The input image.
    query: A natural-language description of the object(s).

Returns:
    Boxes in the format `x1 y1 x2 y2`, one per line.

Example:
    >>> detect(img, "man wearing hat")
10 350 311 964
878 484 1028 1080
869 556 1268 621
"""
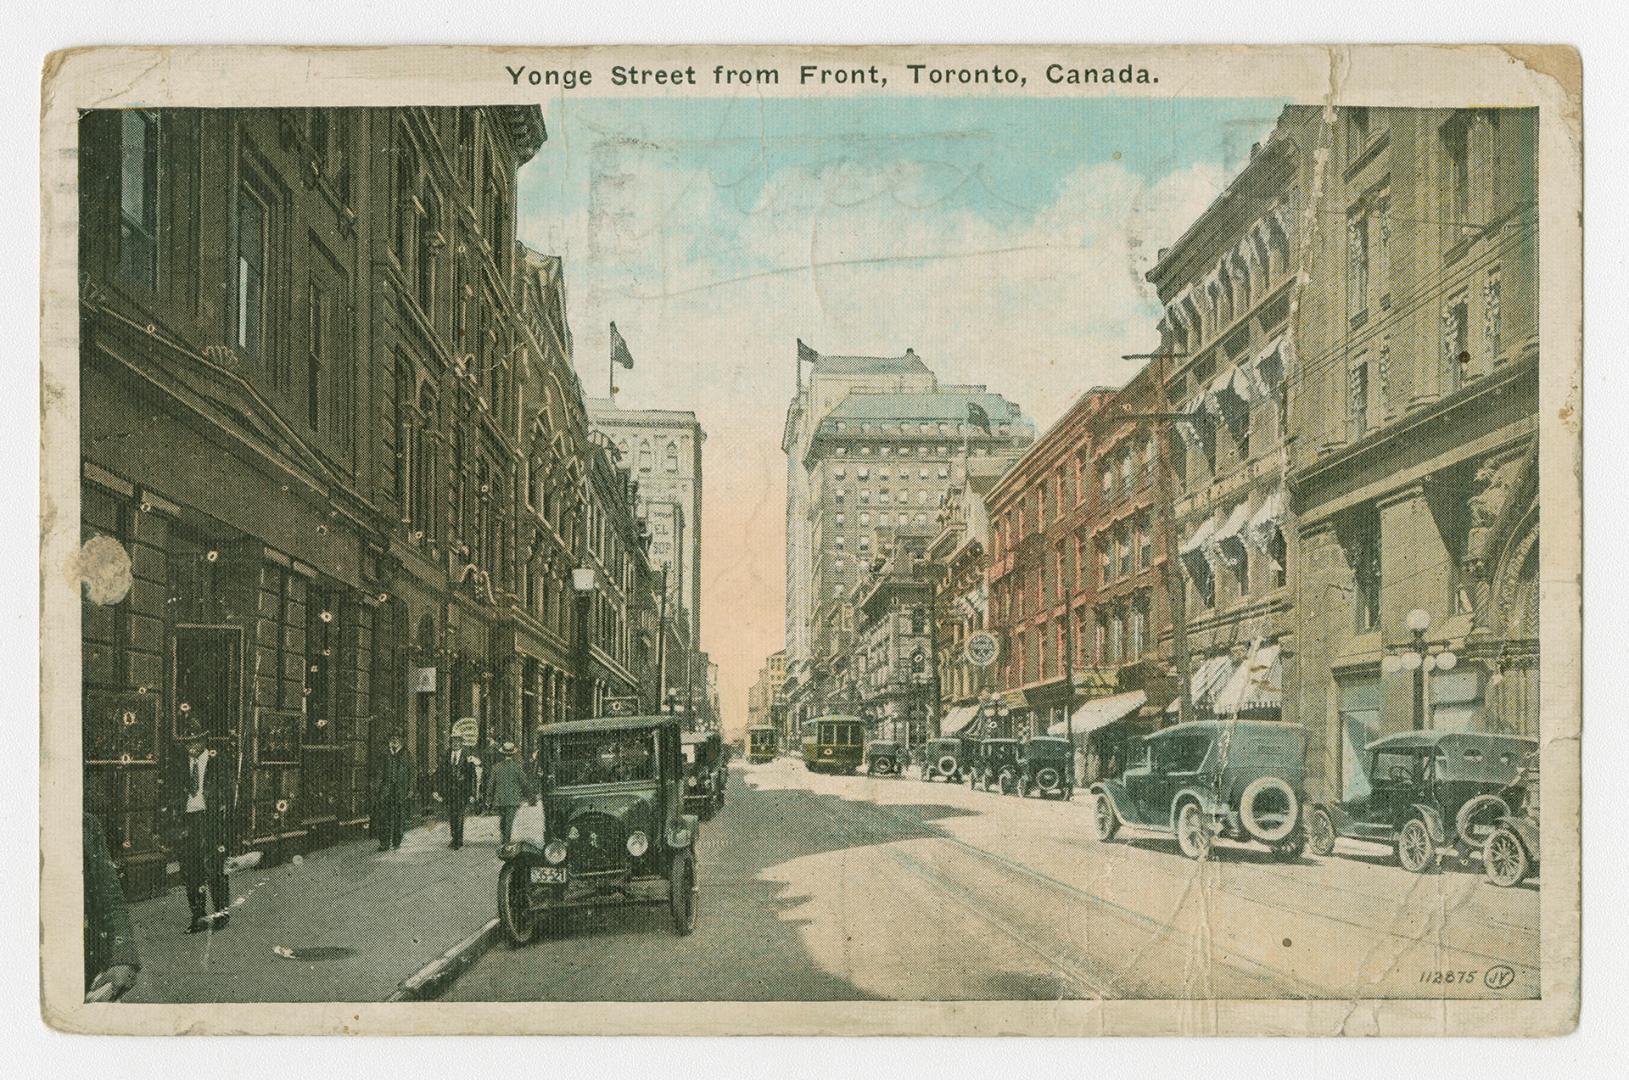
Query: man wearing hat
488 741 534 846
165 732 232 934
371 733 415 851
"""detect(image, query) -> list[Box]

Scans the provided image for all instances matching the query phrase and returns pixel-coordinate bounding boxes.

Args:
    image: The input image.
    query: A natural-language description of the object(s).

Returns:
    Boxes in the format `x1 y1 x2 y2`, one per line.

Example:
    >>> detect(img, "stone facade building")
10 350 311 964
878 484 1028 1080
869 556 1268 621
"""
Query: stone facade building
1288 106 1540 802
1146 113 1308 727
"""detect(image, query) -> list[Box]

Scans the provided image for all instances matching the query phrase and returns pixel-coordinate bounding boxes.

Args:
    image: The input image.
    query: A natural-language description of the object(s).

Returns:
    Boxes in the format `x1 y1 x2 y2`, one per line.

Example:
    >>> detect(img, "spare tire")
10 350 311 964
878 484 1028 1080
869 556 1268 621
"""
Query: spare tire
1239 776 1299 842
1454 794 1510 845
1036 767 1060 790
936 754 958 777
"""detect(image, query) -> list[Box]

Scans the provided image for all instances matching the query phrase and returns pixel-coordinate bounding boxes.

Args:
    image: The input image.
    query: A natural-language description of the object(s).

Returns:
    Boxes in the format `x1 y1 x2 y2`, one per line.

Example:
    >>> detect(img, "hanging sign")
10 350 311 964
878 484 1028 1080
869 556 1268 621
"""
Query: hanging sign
966 631 1000 668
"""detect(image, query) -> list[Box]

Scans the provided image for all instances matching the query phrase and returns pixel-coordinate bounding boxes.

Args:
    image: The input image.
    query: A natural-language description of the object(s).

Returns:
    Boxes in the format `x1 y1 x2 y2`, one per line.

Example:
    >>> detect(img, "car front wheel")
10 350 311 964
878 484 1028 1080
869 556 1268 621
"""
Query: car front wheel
1396 817 1436 873
1483 825 1530 887
496 862 538 947
1093 795 1119 841
669 850 697 935
1306 806 1337 856
1175 802 1213 860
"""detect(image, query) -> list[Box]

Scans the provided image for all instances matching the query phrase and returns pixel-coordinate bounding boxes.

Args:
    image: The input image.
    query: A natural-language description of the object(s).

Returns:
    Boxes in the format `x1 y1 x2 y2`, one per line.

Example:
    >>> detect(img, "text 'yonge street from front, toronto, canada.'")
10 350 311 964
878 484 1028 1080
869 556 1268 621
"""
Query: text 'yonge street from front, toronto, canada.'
502 62 1158 91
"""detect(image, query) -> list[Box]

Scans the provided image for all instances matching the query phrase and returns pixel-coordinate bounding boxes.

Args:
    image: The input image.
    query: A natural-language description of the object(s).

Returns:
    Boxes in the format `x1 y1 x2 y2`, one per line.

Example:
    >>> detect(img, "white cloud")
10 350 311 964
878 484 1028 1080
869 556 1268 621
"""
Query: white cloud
519 140 1237 729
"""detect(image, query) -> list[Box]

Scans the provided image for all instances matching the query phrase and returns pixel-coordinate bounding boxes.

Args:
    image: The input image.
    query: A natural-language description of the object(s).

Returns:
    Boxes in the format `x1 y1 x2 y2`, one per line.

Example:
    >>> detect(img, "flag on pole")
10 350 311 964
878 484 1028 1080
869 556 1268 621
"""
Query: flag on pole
797 338 818 365
610 322 635 370
966 401 992 435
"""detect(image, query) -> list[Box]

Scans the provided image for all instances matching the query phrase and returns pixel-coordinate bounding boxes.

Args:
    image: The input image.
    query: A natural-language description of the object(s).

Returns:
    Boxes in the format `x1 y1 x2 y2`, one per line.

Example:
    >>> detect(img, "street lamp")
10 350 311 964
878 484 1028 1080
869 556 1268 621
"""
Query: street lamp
571 566 597 721
1380 608 1457 730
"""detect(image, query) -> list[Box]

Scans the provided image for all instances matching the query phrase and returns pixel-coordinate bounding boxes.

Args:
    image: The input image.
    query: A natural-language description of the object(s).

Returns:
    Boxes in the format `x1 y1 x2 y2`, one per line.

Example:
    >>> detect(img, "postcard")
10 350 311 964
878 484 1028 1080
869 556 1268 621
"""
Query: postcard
40 43 1581 1035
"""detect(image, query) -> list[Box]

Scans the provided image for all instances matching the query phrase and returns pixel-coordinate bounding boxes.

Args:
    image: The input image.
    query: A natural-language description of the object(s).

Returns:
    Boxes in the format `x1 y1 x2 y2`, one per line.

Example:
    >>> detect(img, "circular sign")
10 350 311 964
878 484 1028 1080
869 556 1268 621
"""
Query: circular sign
965 631 1000 668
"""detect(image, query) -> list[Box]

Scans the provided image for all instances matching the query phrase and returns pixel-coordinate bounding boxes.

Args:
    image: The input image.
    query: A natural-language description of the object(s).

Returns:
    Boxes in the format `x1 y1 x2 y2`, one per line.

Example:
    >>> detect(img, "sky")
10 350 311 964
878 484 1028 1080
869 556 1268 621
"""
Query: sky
514 94 1287 736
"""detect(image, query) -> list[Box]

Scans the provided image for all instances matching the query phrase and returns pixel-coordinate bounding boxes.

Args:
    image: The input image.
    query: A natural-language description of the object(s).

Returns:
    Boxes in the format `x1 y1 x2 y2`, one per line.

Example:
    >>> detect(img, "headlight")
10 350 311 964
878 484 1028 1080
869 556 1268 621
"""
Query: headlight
687 776 698 788
567 825 580 841
544 840 568 864
626 830 650 857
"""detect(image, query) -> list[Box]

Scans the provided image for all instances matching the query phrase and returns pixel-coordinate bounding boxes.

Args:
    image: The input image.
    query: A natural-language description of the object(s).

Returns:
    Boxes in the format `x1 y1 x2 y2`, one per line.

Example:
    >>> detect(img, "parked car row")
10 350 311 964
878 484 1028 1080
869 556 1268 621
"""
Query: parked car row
1088 721 1538 886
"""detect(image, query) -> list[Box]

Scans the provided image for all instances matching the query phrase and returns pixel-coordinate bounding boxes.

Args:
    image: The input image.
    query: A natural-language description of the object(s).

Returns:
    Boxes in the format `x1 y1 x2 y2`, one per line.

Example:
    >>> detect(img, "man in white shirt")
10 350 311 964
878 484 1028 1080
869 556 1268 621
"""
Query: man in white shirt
169 732 231 934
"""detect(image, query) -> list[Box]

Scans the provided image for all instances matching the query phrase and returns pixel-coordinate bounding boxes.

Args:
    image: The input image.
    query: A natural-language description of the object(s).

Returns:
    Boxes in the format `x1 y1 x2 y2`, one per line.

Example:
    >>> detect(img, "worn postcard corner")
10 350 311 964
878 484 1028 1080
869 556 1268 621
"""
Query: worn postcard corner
39 42 1581 1037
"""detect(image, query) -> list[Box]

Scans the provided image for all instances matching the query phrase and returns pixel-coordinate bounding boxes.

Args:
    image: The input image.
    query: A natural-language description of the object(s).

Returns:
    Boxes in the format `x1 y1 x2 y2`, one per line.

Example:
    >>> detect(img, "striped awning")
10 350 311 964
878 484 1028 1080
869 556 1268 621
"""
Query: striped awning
1050 690 1147 736
1212 642 1283 716
940 704 980 736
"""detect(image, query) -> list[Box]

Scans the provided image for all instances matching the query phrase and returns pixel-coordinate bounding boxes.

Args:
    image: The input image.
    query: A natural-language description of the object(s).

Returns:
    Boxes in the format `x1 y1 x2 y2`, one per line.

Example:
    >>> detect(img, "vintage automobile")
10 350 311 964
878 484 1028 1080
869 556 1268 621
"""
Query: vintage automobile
496 714 698 945
968 738 1021 794
1018 736 1075 800
918 736 968 782
1483 754 1540 887
746 725 779 763
681 730 726 819
801 714 866 773
865 740 904 776
1090 720 1308 860
1305 729 1537 874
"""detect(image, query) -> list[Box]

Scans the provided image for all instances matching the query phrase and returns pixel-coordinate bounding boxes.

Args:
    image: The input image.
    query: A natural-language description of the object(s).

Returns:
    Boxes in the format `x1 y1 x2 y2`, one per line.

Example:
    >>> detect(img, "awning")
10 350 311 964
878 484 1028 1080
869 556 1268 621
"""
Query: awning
1168 654 1237 713
1254 336 1290 394
1210 499 1254 568
940 704 979 736
1246 487 1287 558
1179 515 1217 582
1212 642 1283 716
1050 689 1147 736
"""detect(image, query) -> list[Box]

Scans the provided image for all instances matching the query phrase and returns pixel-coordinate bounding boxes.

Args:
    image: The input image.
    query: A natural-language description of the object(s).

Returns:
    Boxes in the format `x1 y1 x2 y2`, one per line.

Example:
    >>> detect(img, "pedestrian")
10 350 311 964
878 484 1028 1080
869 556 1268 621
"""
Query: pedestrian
433 735 477 849
164 732 231 934
371 733 415 851
83 812 139 1000
489 742 533 846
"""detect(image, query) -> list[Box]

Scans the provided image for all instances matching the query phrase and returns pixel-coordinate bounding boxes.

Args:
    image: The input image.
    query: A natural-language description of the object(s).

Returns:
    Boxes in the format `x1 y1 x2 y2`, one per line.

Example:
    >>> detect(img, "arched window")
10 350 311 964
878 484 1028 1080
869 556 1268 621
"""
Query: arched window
638 442 653 471
417 181 439 315
665 441 679 473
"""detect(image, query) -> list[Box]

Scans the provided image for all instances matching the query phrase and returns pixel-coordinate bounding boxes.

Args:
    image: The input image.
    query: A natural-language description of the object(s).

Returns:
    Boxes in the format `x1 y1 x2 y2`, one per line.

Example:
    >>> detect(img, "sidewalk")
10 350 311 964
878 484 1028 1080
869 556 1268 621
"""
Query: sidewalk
120 803 543 1003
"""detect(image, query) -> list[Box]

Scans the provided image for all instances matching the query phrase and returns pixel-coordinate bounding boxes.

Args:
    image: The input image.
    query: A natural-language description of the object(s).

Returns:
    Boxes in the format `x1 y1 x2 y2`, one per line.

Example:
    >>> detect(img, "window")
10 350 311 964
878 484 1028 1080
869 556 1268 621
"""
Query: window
1117 527 1133 578
1138 516 1153 570
1442 299 1470 393
665 442 679 472
835 465 846 480
1484 275 1503 361
417 183 439 315
858 466 870 480
306 281 325 430
1346 208 1369 321
860 490 870 504
117 111 159 288
235 183 269 359
1130 598 1148 658
1345 107 1371 161
1444 115 1470 232
859 512 871 527
1347 358 1370 441
835 512 845 527
1348 508 1382 632
937 465 949 479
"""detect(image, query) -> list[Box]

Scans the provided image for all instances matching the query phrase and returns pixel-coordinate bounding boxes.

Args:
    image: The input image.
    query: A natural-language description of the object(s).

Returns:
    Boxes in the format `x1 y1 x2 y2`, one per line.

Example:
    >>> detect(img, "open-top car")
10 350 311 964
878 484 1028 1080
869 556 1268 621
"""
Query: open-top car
1305 729 1536 874
681 730 726 820
865 740 903 776
969 738 1021 794
1018 736 1074 799
918 736 968 783
747 725 779 763
496 715 698 945
1090 720 1308 860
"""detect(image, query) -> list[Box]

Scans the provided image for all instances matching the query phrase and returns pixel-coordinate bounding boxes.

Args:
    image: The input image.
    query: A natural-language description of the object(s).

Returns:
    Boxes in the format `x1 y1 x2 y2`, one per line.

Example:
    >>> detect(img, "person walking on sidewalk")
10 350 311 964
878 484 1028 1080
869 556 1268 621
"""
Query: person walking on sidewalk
164 732 232 934
371 733 415 851
489 742 534 846
433 736 477 849
83 812 139 1000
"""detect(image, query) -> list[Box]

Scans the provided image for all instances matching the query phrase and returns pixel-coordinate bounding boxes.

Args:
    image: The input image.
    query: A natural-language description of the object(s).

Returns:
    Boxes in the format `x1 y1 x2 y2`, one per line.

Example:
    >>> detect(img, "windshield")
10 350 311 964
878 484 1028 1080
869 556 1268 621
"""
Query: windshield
549 731 659 787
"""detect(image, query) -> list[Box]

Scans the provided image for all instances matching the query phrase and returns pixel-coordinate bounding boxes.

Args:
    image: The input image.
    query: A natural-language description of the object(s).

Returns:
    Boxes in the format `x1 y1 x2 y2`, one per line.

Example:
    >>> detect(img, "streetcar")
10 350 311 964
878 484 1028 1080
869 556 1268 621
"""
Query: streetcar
801 714 866 773
747 724 779 763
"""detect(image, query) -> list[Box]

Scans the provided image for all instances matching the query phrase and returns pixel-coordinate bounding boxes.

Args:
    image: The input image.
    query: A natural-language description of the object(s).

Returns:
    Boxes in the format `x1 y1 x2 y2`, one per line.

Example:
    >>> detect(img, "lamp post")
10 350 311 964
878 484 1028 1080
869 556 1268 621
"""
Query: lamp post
1381 608 1458 731
571 566 597 721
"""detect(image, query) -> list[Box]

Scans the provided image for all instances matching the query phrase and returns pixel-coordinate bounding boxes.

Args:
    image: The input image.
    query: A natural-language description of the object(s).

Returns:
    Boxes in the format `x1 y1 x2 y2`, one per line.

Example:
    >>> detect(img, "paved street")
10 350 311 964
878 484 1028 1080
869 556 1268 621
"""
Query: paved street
448 757 1540 1001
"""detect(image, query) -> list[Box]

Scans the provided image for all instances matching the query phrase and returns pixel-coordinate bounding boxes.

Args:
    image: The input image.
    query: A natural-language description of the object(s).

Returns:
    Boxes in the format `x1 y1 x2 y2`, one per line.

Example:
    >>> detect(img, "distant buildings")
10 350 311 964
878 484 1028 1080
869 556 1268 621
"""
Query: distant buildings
779 345 1034 731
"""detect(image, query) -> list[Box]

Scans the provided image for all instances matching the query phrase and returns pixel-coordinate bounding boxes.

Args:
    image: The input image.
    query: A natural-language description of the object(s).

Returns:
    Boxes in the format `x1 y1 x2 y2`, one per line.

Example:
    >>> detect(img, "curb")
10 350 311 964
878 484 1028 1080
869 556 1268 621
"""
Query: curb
386 917 501 1002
